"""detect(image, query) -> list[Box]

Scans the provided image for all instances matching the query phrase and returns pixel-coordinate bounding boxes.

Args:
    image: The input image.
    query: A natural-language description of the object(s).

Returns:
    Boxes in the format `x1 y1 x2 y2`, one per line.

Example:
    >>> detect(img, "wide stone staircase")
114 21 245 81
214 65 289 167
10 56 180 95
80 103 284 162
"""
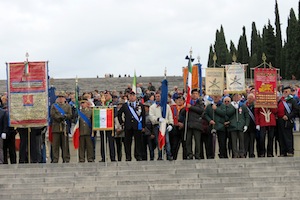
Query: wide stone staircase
1 158 300 200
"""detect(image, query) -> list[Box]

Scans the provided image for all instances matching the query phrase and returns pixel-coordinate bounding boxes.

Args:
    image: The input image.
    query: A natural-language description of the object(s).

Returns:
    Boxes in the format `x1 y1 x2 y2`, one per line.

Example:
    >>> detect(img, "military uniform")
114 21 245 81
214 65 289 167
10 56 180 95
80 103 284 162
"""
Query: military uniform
50 102 72 163
79 107 94 162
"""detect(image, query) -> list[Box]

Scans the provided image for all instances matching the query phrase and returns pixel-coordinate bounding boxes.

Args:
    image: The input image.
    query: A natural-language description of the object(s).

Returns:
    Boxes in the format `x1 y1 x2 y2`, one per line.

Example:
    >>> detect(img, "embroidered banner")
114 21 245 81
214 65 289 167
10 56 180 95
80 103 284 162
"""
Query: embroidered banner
225 64 246 93
254 68 277 108
93 107 114 130
7 61 48 127
205 68 224 96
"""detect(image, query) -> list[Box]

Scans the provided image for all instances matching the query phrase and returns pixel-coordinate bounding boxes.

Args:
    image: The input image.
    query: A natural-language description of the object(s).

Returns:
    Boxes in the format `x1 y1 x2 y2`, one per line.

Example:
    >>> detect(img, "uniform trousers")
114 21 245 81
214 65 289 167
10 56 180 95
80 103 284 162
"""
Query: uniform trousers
52 132 70 163
79 135 94 162
3 132 17 164
277 118 294 155
124 128 142 161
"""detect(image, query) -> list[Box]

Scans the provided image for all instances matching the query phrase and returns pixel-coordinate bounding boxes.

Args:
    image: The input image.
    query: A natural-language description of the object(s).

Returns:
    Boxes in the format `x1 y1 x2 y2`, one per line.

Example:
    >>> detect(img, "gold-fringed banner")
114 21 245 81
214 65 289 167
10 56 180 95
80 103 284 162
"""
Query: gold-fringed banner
225 64 246 94
254 68 277 108
7 61 49 127
205 68 224 96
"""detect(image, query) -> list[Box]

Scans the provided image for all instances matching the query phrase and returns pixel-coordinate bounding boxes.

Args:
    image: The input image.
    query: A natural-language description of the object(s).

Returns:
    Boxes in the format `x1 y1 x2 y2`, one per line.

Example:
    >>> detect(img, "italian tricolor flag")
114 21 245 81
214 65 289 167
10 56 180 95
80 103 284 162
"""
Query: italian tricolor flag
93 108 114 130
186 56 192 111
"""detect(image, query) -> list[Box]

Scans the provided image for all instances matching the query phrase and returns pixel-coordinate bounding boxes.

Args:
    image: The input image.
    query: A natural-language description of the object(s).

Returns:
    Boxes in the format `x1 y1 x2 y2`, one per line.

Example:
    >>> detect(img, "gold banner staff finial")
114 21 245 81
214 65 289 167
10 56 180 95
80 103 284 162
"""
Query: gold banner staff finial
232 53 237 63
262 53 267 68
213 53 217 68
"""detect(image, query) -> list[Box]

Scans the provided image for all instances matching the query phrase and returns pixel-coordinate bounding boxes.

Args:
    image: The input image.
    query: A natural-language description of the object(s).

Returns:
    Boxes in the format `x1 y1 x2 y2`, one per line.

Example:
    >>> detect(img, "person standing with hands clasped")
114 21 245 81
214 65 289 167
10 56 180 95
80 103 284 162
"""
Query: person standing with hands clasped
227 93 250 158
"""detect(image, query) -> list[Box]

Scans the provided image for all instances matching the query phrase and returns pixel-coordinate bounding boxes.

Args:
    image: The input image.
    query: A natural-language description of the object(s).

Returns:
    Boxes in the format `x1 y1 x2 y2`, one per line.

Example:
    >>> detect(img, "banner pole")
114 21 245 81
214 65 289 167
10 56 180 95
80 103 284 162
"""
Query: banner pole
104 130 107 167
28 128 31 163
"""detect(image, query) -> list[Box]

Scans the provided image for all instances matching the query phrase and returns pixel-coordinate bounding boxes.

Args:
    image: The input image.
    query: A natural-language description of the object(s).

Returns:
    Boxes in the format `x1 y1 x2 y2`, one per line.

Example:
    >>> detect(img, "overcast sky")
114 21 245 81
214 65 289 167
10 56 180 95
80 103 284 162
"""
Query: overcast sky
0 0 298 80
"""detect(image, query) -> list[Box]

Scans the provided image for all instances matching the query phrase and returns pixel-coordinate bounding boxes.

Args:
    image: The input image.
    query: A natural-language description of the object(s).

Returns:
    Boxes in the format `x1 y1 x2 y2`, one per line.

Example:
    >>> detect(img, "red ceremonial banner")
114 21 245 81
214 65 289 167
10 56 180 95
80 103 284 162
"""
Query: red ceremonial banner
7 61 48 127
254 68 277 108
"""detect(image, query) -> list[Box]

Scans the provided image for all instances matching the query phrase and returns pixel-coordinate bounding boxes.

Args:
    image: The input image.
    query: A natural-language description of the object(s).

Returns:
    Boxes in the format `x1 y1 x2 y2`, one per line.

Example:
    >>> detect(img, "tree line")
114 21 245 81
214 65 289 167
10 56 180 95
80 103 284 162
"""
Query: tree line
207 1 300 80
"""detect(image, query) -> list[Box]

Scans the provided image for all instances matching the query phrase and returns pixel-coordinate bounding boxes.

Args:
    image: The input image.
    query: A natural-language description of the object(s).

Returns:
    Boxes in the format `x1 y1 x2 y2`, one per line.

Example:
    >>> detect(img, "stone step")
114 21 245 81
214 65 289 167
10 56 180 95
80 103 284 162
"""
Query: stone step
1 158 300 199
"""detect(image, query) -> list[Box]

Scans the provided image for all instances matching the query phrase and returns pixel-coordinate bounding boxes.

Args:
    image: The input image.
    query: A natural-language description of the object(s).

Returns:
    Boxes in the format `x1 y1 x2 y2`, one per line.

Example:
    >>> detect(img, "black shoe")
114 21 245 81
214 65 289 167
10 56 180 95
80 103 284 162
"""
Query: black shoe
126 159 131 161
157 157 163 161
99 159 105 162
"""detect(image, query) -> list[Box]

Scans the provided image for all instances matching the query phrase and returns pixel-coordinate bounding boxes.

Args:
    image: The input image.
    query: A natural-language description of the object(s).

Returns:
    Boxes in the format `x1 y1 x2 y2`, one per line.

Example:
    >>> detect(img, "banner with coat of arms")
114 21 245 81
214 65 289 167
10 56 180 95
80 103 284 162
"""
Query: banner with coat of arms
205 68 224 96
254 68 277 108
7 61 49 127
225 64 246 93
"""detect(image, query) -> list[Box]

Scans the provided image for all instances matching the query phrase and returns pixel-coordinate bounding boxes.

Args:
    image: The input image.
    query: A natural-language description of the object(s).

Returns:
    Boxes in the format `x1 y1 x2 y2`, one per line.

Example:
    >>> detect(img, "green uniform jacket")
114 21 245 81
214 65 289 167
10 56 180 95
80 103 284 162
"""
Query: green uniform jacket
50 103 72 133
204 103 226 132
79 108 92 136
227 104 250 132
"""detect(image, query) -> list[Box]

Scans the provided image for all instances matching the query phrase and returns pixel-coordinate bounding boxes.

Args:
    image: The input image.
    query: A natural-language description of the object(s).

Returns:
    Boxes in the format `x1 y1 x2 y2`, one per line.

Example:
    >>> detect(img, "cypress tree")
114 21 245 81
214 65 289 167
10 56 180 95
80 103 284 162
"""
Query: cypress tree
262 20 276 67
214 25 230 66
250 22 263 67
237 26 250 77
207 45 214 67
275 0 283 72
286 8 299 79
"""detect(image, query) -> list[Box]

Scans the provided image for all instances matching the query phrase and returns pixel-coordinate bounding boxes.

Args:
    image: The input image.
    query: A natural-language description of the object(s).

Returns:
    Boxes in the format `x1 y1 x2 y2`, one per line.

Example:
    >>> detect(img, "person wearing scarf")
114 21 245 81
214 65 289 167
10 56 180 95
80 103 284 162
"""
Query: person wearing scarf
277 86 298 157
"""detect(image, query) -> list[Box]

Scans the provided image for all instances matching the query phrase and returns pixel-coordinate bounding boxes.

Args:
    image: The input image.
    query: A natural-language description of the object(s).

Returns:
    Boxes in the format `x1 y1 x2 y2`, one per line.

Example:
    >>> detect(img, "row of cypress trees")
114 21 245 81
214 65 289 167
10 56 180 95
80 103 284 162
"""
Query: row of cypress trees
207 1 300 80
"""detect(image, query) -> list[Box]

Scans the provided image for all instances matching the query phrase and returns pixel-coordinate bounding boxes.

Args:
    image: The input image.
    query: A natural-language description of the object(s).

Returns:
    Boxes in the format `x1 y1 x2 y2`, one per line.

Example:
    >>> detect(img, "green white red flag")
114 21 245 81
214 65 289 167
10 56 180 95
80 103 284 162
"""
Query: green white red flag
93 108 114 130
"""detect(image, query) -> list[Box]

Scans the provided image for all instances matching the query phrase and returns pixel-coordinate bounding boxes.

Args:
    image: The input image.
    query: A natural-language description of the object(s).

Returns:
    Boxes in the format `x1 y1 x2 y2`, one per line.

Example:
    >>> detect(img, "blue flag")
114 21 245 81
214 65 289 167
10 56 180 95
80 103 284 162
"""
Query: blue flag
161 79 168 118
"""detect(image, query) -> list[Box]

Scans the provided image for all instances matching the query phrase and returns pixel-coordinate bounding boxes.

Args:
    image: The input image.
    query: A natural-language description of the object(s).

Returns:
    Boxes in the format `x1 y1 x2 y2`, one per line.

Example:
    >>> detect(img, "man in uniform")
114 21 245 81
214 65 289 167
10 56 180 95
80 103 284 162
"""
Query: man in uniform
277 86 298 157
118 91 145 161
50 91 72 163
78 99 94 162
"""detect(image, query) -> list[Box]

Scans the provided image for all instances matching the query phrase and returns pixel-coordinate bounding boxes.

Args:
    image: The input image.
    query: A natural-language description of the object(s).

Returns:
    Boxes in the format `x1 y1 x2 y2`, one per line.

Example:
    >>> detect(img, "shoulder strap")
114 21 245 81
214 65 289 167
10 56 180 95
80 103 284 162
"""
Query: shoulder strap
54 103 66 116
78 110 92 128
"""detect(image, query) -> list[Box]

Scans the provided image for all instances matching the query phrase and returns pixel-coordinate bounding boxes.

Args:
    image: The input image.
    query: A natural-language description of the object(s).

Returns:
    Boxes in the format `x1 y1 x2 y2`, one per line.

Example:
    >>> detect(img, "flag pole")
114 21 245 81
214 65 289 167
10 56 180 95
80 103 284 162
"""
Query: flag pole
75 77 79 163
184 48 193 142
25 52 31 163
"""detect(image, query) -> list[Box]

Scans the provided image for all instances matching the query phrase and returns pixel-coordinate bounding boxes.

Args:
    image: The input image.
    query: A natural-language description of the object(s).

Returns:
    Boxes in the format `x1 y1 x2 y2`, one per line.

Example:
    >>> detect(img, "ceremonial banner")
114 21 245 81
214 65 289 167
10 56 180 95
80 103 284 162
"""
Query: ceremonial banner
254 68 277 108
225 64 246 93
92 107 114 130
7 61 48 127
205 68 224 96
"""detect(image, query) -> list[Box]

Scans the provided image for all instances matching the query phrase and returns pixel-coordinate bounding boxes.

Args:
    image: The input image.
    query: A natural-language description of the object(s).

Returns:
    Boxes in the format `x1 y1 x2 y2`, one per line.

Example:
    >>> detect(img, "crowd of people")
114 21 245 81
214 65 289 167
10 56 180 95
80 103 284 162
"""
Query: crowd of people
0 81 300 164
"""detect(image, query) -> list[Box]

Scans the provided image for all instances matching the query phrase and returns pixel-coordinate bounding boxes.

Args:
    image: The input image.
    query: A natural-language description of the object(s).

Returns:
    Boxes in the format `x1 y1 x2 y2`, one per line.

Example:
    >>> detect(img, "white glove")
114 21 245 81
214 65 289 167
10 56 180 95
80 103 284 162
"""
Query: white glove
243 126 248 133
167 125 173 132
1 133 6 139
231 102 239 109
256 125 260 131
159 117 165 123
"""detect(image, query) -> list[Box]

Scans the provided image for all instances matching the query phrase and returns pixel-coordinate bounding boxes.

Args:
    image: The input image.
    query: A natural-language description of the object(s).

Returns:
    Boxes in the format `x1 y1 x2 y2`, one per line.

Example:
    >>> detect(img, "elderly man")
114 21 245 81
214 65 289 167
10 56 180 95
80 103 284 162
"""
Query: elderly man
50 91 72 163
244 93 257 158
205 95 226 158
227 93 250 158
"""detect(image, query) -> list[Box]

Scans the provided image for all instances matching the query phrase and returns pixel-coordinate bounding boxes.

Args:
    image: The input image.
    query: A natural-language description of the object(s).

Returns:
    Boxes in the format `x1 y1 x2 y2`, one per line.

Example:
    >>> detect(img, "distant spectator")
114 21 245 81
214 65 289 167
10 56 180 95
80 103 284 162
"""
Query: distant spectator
148 82 156 92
